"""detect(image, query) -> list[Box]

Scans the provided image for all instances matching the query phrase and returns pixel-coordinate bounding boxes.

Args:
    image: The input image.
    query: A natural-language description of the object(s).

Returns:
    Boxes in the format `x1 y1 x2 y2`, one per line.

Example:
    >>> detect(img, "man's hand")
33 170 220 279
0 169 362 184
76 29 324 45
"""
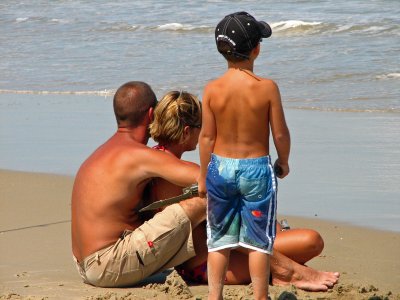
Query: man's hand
274 159 289 179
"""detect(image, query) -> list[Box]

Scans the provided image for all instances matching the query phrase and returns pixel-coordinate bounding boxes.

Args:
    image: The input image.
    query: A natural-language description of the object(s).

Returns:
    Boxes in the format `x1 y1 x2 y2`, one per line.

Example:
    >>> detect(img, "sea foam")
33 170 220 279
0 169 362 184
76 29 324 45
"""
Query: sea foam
155 23 211 32
271 20 322 31
376 73 400 80
15 17 29 22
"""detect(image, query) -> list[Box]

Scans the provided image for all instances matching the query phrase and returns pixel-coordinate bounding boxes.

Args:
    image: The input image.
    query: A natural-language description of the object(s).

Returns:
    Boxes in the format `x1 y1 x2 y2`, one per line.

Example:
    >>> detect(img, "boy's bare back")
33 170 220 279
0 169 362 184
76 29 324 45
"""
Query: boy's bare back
203 68 287 159
199 12 291 299
199 11 290 190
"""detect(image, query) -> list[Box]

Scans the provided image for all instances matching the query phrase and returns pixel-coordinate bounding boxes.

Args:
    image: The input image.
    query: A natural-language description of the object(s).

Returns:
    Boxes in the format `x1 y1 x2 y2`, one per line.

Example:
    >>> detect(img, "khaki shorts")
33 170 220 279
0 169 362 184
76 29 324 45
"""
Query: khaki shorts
73 204 194 287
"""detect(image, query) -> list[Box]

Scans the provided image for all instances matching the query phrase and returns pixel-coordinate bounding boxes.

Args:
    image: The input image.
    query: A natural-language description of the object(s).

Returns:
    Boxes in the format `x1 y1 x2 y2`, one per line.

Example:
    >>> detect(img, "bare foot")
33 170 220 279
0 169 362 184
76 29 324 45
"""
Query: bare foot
271 251 340 292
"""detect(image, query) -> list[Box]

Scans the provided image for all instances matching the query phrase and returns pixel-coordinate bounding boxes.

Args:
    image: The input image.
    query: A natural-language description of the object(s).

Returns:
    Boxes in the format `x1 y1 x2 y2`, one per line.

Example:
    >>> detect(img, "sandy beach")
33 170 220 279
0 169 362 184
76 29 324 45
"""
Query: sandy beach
1 169 399 300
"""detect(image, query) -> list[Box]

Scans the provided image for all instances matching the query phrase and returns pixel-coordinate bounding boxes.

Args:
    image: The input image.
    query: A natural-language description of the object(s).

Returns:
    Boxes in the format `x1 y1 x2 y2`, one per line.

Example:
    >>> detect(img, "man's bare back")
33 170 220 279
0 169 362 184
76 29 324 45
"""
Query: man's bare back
72 127 203 261
72 132 151 261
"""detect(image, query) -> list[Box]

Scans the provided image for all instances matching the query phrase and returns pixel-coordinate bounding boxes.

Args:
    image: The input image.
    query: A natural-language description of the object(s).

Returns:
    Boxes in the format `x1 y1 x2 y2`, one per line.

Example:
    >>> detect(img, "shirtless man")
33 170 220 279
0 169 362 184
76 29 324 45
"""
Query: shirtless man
71 81 205 287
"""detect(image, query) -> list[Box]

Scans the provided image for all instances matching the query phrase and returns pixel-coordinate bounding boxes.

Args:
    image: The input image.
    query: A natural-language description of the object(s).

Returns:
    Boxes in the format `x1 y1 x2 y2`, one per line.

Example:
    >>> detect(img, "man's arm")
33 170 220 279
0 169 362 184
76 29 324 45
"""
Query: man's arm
268 81 291 178
142 148 199 187
198 85 217 196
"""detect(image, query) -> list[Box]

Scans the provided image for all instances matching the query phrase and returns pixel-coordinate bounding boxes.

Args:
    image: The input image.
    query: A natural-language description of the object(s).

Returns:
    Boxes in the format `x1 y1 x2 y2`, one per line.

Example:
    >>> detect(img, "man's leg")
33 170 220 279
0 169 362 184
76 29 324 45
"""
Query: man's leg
179 221 208 270
179 196 207 228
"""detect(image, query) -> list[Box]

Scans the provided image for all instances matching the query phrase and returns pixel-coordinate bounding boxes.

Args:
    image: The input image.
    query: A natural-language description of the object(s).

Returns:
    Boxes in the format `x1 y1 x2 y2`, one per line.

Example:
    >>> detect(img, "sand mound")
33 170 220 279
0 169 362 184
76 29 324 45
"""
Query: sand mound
143 270 193 299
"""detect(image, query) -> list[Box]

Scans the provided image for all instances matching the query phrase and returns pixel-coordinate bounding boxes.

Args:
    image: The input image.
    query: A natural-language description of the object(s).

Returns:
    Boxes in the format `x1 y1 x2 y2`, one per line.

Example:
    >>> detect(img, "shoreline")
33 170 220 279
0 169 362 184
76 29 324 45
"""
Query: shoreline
1 165 399 235
1 169 400 299
2 104 399 232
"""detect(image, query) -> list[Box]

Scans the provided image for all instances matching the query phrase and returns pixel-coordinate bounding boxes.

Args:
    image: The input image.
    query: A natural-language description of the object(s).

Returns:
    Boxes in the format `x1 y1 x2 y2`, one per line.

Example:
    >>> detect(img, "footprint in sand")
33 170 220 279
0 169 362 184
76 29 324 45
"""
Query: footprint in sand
15 271 29 278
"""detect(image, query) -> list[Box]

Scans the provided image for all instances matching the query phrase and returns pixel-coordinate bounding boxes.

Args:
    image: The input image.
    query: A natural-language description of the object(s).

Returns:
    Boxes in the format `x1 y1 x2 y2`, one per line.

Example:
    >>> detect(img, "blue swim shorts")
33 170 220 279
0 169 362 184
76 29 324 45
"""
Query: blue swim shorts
206 154 277 254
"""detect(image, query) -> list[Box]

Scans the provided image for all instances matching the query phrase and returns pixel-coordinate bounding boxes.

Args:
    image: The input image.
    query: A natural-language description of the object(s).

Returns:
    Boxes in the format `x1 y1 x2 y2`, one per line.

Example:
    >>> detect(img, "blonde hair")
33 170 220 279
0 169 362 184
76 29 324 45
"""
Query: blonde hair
150 90 201 145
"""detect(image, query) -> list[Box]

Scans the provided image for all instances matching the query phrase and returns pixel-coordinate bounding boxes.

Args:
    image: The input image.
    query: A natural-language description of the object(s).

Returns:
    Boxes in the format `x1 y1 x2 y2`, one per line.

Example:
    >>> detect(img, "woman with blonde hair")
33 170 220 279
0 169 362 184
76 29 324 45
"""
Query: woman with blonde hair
149 90 202 158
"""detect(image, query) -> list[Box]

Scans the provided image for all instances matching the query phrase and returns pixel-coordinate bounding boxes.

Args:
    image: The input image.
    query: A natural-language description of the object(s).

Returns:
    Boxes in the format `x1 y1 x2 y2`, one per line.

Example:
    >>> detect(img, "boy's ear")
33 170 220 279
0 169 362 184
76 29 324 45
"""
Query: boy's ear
253 43 261 57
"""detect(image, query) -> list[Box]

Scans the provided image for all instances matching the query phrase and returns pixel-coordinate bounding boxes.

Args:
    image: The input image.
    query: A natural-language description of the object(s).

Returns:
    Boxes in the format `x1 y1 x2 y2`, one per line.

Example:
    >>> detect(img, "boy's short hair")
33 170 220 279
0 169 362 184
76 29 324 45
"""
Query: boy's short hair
215 11 272 61
113 81 157 127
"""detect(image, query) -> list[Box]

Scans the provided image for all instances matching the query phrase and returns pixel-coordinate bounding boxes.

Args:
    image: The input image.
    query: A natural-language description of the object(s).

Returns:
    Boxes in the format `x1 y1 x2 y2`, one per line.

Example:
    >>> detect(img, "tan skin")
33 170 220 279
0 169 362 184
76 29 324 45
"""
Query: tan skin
198 44 290 193
197 44 290 300
72 83 338 291
151 118 339 291
71 108 206 263
152 154 339 292
152 163 325 276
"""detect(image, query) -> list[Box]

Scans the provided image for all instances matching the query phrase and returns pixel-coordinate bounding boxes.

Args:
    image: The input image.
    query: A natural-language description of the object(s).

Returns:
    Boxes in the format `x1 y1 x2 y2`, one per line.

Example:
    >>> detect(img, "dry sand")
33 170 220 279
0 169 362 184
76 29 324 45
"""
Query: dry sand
0 169 399 299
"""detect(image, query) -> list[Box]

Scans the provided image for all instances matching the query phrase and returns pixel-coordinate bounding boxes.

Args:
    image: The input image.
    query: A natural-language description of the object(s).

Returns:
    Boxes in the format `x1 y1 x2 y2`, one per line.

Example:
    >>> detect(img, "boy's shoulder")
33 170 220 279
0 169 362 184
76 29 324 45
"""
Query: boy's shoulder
249 72 278 86
206 72 277 84
203 77 221 93
246 73 280 95
204 71 280 99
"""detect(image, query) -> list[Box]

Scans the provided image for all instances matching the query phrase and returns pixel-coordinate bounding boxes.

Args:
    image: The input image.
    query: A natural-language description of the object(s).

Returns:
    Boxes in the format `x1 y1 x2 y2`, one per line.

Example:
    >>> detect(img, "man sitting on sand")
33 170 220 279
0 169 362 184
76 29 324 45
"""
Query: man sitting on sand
71 81 339 291
71 81 205 287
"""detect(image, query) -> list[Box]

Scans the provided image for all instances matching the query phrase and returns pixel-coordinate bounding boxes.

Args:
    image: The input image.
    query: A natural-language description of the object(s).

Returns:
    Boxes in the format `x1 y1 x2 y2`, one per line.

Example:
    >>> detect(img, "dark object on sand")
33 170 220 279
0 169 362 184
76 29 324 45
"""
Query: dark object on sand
277 291 298 300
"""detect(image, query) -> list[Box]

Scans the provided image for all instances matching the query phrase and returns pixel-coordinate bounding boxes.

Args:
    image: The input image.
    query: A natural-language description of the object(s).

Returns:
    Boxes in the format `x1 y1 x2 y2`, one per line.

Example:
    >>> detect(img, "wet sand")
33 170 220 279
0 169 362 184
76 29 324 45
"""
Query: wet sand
1 169 399 299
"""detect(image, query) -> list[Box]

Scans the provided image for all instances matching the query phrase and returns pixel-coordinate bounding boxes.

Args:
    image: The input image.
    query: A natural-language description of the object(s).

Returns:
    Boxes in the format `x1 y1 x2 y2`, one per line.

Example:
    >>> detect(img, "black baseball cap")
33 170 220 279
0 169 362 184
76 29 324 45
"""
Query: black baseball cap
215 11 272 59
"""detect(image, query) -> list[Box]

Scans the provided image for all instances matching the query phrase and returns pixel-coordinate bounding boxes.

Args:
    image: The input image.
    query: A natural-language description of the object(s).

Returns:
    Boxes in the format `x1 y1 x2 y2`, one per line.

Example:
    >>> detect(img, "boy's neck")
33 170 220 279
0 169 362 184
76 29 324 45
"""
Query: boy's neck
227 60 254 72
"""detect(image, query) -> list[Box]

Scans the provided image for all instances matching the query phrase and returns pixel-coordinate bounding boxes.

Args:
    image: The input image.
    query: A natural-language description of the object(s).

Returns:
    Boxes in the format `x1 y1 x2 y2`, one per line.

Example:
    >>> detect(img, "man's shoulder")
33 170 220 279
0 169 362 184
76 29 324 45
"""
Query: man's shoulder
87 137 151 165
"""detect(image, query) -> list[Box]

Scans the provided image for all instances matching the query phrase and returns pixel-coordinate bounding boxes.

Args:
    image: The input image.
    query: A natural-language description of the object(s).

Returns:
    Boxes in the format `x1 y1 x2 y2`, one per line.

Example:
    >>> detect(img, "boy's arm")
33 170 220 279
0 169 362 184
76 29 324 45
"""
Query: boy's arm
198 85 216 197
269 81 291 178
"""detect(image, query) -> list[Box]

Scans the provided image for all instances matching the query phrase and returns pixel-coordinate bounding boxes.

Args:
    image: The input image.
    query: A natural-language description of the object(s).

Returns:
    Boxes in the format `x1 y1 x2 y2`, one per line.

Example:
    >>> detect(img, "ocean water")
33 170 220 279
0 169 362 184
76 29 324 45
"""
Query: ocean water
0 1 399 231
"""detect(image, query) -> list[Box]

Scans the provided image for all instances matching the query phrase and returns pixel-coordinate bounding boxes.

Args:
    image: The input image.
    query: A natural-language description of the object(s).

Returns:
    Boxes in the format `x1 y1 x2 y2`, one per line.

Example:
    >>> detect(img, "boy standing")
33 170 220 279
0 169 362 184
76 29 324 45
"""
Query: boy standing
198 12 291 300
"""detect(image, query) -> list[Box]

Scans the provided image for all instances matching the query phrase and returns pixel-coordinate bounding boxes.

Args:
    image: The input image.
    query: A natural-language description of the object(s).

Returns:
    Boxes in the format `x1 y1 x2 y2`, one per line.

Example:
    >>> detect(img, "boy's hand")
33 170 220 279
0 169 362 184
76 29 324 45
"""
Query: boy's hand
197 177 207 198
274 160 289 179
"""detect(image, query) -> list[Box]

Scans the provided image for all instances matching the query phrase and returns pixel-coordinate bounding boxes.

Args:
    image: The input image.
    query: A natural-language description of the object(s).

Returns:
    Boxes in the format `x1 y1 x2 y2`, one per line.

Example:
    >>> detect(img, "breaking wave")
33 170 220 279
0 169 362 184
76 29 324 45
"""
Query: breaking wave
271 20 326 35
12 16 399 37
154 23 212 33
270 20 399 36
376 73 400 80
